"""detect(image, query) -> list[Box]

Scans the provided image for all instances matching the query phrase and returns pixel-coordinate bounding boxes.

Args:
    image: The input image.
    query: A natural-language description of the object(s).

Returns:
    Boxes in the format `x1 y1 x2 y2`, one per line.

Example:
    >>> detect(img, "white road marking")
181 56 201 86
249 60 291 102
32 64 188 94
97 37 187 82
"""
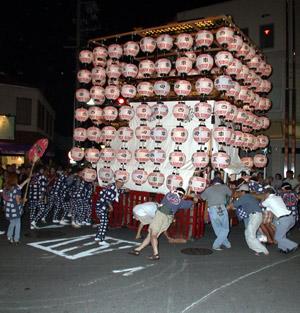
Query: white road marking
113 264 154 277
35 224 65 229
27 235 139 260
181 253 300 313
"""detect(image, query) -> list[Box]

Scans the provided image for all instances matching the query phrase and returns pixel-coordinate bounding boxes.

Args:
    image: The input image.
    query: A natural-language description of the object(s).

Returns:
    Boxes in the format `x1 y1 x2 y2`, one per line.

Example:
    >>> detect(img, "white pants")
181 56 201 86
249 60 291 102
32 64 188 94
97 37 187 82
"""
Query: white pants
245 212 269 254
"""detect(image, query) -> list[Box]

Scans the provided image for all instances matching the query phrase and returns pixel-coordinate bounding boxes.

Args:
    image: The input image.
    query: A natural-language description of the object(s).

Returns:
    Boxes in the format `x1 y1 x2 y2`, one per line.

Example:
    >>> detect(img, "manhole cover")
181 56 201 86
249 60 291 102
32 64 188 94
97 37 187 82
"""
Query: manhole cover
181 248 213 255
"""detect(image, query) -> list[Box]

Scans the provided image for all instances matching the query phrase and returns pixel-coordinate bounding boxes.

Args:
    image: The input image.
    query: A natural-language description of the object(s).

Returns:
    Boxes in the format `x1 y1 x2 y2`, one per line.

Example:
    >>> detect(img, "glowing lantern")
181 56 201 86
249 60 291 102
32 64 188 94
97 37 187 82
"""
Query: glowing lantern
88 106 103 124
166 174 184 191
100 147 116 162
262 64 272 78
228 35 243 53
253 154 268 168
193 126 211 144
213 127 233 145
136 103 152 120
171 127 188 144
191 151 209 169
259 116 270 129
75 88 90 103
123 41 140 57
140 37 156 53
101 126 117 142
135 125 151 141
79 49 93 64
93 46 108 60
82 168 97 183
77 69 92 84
175 33 193 50
87 126 101 142
196 54 214 73
195 78 214 96
215 51 233 69
241 157 254 168
104 85 120 100
235 109 248 124
184 51 197 63
189 176 207 193
226 58 243 77
116 149 132 164
211 151 231 169
155 58 172 77
89 86 105 105
236 64 249 82
148 171 165 188
173 80 192 97
237 42 250 59
73 128 87 142
122 63 138 78
91 67 106 86
214 75 233 92
114 169 130 183
75 107 88 122
195 30 214 48
106 64 122 79
137 81 154 97
139 59 155 77
118 126 134 142
234 131 245 148
149 149 166 165
225 104 238 122
119 105 135 121
103 106 118 121
70 147 84 161
98 167 114 184
132 169 148 185
150 126 168 142
169 151 186 168
85 148 100 163
216 27 234 47
175 57 193 75
156 34 174 51
108 44 123 59
121 84 136 98
135 148 150 163
194 102 212 121
214 101 232 118
172 102 189 120
153 80 171 97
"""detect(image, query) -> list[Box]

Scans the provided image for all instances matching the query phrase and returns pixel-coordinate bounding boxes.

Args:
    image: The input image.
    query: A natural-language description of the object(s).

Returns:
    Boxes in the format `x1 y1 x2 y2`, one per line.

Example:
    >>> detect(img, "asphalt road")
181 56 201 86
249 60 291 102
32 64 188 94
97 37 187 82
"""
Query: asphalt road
0 216 300 313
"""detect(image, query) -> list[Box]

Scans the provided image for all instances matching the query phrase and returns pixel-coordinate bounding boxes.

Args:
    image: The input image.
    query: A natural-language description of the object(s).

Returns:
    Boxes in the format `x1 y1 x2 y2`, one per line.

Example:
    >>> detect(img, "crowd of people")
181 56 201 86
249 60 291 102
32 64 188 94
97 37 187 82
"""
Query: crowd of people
0 163 299 259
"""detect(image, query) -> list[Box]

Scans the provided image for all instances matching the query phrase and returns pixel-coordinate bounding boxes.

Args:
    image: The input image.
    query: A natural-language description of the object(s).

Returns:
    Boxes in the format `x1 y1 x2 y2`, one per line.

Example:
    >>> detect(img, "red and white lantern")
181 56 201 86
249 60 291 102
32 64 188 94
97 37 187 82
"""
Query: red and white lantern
90 86 105 104
85 148 100 163
106 64 122 79
77 69 92 84
191 151 210 168
156 34 174 51
214 75 233 92
155 58 172 77
135 148 150 163
169 151 186 168
235 109 248 124
225 104 238 122
132 169 148 185
193 126 211 144
194 102 212 121
148 172 165 188
87 126 101 142
70 147 84 161
241 157 254 168
262 64 272 78
211 151 231 169
116 149 132 164
196 54 214 73
214 100 232 117
172 102 189 120
136 103 152 120
228 35 243 53
91 67 106 86
259 116 270 129
93 46 108 60
82 168 97 183
257 135 269 148
121 84 137 98
150 126 168 142
195 78 214 96
215 51 233 68
100 126 116 142
76 88 90 103
139 59 155 77
189 176 207 193
236 42 250 59
226 58 242 77
184 51 197 63
153 80 171 97
108 44 123 59
98 167 114 184
123 41 140 57
213 126 233 145
175 57 193 75
73 128 87 142
226 81 241 99
195 30 214 48
149 149 166 164
79 50 93 64
166 174 184 191
114 169 130 183
236 64 250 82
75 107 89 122
105 85 120 100
137 82 154 97
119 105 135 121
103 106 118 121
135 125 151 141
100 147 116 162
216 27 234 46
122 63 138 78
140 37 156 53
233 131 245 147
171 127 188 144
118 126 134 142
173 80 192 97
175 33 193 50
253 154 268 168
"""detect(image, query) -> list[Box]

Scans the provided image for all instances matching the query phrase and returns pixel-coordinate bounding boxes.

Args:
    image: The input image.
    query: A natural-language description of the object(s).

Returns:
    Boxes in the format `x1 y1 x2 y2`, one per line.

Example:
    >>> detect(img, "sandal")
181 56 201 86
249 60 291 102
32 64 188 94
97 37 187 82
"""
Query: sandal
128 249 140 256
147 254 160 261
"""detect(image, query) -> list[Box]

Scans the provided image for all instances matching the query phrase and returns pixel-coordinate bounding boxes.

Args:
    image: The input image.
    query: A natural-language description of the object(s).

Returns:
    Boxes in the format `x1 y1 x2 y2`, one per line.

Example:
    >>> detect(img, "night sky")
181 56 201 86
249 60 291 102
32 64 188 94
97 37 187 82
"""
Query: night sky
0 0 228 136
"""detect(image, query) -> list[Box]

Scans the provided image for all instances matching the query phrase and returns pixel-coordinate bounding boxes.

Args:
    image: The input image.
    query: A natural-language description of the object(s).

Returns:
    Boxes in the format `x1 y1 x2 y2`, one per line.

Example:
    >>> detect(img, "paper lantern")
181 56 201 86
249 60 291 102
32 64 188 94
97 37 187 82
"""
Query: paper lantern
211 151 231 169
85 148 100 163
104 85 120 100
114 169 130 183
139 59 155 77
123 41 140 57
259 116 270 129
108 44 123 59
90 86 105 105
149 149 166 165
166 174 184 191
148 172 165 188
82 168 97 183
73 128 87 142
171 127 188 144
228 35 243 53
101 126 117 141
116 149 132 164
118 126 134 142
225 104 238 122
98 167 114 184
214 101 232 118
136 103 152 120
184 51 197 63
173 80 192 97
172 102 189 120
262 64 272 78
135 125 151 141
70 147 84 161
175 57 193 75
257 135 269 148
122 63 138 78
100 147 116 162
91 66 106 84
213 126 233 145
236 64 249 82
194 102 212 121
195 78 214 96
79 50 93 64
156 34 174 51
93 46 108 60
193 126 211 144
216 27 234 47
119 105 135 121
226 80 241 99
140 37 156 53
235 109 248 124
121 84 137 98
75 88 90 103
175 33 193 50
92 56 106 68
135 148 150 163
103 106 118 121
233 131 245 148
188 68 200 76
169 151 186 168
106 64 122 79
195 30 214 48
132 169 148 185
75 107 89 122
155 58 172 77
214 75 233 92
236 42 250 59
137 81 154 97
241 157 254 168
253 154 268 168
87 126 101 142
153 80 171 97
246 46 256 61
226 58 242 77
150 126 168 142
189 176 207 193
77 69 92 84
191 151 209 169
196 54 214 73
215 51 233 69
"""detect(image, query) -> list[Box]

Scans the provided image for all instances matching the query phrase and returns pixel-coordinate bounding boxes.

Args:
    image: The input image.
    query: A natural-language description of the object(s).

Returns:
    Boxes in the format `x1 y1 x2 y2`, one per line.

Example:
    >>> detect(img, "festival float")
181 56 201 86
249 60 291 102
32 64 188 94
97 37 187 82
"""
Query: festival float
71 15 272 197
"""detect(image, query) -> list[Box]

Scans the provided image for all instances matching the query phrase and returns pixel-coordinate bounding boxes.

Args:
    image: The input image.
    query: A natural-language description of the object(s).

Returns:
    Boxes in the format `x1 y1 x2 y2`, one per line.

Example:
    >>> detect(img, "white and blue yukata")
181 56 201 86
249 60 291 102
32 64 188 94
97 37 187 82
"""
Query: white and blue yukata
28 173 47 224
81 182 93 224
70 176 86 224
95 183 123 241
3 186 23 242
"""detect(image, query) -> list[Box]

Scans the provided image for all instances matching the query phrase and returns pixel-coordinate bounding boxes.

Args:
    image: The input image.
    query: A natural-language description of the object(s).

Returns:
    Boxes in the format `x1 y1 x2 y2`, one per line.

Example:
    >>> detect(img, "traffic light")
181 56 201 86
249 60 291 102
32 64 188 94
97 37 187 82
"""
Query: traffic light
260 24 274 49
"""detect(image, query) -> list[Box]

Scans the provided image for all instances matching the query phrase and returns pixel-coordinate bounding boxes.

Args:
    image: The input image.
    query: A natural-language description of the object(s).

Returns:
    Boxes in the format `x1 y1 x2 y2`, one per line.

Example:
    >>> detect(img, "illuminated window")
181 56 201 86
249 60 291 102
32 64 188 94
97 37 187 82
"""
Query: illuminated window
260 24 274 49
16 97 32 125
